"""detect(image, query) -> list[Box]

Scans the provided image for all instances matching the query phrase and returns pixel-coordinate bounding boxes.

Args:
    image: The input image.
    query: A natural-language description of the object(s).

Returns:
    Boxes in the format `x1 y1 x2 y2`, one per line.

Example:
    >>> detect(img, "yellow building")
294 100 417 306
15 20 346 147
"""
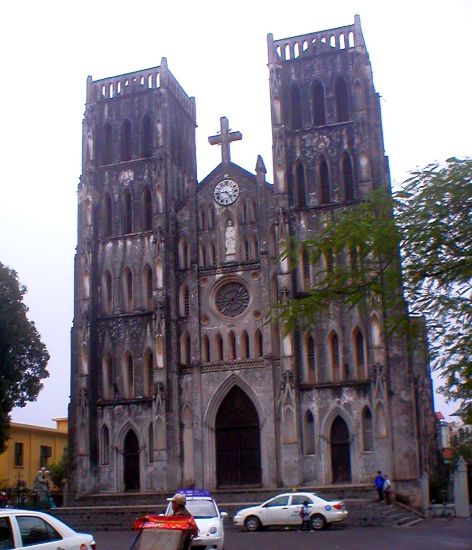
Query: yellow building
0 418 68 490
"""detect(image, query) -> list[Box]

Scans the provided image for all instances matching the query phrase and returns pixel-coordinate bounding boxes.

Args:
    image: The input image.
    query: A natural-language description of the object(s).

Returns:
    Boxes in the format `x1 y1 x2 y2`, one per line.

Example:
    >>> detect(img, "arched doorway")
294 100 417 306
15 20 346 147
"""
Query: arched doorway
330 416 351 483
123 429 140 491
215 386 261 487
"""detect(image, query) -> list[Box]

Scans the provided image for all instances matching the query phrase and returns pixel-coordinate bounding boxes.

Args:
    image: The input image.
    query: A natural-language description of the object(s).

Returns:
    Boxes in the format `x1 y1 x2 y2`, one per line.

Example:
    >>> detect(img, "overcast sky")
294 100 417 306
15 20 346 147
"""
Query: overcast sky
2 1 470 427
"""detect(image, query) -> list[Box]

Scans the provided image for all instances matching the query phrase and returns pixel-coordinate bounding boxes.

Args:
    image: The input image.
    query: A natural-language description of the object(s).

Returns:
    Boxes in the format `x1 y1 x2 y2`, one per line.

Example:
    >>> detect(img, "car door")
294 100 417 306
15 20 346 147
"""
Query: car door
259 495 290 526
16 515 67 550
288 494 313 525
0 516 16 550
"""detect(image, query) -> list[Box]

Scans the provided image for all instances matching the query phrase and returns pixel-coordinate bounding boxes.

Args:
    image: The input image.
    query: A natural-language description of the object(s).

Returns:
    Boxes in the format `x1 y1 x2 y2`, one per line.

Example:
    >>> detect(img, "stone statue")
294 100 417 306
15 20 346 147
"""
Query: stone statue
225 220 236 258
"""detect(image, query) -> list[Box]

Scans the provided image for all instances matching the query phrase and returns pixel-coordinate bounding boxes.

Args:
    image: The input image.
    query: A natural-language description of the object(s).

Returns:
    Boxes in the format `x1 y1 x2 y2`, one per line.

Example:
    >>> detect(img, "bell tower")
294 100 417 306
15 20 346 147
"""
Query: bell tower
69 59 197 497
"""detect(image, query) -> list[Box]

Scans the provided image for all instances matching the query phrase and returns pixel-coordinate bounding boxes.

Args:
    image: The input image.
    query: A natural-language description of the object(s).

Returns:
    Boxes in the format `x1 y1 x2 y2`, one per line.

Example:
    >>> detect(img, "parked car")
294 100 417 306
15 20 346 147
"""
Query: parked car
233 491 348 531
0 508 96 549
165 489 227 550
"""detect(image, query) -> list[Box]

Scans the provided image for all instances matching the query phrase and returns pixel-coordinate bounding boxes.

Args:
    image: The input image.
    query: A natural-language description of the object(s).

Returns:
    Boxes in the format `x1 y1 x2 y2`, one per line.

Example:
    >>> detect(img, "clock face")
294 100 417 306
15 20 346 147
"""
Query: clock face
214 179 240 205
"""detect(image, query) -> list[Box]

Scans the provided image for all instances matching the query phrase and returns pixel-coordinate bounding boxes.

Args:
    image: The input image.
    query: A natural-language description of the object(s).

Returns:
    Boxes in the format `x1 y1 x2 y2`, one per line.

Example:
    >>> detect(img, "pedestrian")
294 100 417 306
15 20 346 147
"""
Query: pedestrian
374 471 385 502
383 475 393 505
169 493 199 550
299 500 312 531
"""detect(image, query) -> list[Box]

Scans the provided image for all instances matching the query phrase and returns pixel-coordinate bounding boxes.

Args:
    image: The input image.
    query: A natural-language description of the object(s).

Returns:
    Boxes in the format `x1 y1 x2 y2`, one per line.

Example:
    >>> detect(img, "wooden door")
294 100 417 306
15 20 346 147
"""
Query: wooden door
124 430 140 491
216 386 261 487
330 416 351 483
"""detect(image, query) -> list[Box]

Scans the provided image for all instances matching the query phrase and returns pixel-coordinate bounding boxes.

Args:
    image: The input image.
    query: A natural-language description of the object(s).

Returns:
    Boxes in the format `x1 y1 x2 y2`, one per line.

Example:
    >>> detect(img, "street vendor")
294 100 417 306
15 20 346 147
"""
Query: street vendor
169 493 198 549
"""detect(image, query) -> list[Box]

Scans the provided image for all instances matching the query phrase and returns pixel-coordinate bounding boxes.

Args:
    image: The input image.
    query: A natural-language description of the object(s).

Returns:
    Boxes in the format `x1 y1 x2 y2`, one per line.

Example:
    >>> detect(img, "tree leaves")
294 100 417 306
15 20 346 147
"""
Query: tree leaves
0 262 49 452
273 158 472 419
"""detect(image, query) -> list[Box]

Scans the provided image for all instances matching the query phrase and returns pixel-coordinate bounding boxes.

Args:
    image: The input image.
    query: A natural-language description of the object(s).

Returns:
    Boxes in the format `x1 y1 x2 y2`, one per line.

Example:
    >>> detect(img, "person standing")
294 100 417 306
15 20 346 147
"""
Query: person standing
374 471 385 502
383 475 393 505
299 500 312 531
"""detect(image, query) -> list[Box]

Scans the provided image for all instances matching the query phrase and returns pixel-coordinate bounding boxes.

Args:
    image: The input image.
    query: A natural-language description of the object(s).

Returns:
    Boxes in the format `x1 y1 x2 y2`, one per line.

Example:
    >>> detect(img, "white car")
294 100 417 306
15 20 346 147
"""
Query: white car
0 508 96 549
233 492 348 531
165 490 227 550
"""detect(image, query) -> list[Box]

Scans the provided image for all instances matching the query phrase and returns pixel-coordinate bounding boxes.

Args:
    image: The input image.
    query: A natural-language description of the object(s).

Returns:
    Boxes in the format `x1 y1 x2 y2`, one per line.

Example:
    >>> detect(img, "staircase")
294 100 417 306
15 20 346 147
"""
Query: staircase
49 484 423 532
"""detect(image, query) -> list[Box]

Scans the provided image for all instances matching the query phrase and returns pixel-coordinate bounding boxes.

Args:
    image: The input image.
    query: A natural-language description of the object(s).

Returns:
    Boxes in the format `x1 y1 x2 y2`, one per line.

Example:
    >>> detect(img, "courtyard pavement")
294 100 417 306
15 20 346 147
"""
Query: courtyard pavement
92 516 471 550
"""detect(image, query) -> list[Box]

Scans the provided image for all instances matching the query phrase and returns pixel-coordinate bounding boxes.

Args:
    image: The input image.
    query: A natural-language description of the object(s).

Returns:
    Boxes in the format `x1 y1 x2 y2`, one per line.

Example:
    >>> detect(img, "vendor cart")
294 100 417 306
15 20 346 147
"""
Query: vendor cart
129 514 198 550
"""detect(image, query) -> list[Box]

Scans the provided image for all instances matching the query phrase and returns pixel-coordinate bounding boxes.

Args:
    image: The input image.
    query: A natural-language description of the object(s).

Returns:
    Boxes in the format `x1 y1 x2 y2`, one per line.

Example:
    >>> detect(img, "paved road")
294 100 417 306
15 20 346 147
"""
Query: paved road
93 518 471 549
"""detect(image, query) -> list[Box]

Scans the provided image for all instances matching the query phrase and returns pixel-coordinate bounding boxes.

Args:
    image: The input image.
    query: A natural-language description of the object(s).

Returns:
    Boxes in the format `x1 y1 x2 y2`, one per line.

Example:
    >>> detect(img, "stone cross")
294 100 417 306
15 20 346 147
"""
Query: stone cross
208 116 242 163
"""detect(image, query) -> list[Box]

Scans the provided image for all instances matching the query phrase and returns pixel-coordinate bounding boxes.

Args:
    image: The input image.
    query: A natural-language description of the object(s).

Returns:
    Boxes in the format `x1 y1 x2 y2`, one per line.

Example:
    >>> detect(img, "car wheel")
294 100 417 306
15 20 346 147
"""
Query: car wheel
310 514 327 530
245 516 262 532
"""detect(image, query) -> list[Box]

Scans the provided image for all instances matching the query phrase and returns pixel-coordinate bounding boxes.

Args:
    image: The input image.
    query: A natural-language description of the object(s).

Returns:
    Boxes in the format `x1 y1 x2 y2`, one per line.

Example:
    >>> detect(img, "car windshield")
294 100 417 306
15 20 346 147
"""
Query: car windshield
185 500 218 519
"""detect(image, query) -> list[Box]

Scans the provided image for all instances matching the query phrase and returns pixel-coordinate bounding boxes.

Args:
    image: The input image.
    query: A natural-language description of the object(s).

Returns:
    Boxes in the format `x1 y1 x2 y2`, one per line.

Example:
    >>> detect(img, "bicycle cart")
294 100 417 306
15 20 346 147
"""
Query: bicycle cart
129 515 198 550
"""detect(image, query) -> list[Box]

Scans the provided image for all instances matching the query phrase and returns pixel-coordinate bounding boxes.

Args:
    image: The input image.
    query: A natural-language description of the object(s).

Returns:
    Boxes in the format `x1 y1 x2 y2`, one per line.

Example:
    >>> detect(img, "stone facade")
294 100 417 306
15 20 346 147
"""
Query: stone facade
69 17 437 503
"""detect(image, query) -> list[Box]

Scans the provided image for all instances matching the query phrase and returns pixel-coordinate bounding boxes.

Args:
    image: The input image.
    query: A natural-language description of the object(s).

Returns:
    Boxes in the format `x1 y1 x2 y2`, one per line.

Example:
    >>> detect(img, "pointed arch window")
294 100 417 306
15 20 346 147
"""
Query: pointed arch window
307 334 316 383
320 157 330 204
354 329 366 379
269 225 278 258
179 284 190 317
209 242 216 266
228 331 236 360
122 191 133 234
240 200 247 224
184 286 190 317
304 410 315 455
103 193 112 237
202 335 210 362
290 84 303 130
296 162 307 207
102 354 113 400
241 330 249 359
141 115 153 158
251 236 259 260
143 349 154 397
103 270 113 314
376 403 387 438
302 249 311 290
208 207 215 229
102 123 113 165
270 274 279 303
254 329 263 358
179 238 189 269
330 331 341 382
216 333 224 361
123 267 133 312
120 119 132 161
143 265 153 310
124 352 135 398
198 209 206 231
244 239 250 262
362 406 374 451
199 243 206 267
335 77 350 122
142 186 152 230
180 331 191 366
342 153 355 201
148 423 154 463
312 80 326 125
101 425 110 464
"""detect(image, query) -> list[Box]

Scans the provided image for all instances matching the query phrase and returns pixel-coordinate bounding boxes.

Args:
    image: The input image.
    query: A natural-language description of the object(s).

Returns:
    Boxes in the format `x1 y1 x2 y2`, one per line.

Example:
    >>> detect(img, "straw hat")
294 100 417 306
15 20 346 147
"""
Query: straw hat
171 493 187 506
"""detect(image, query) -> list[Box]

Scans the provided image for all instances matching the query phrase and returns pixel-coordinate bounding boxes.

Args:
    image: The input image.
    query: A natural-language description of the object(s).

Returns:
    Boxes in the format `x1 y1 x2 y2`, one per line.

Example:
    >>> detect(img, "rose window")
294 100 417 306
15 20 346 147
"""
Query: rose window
215 282 250 317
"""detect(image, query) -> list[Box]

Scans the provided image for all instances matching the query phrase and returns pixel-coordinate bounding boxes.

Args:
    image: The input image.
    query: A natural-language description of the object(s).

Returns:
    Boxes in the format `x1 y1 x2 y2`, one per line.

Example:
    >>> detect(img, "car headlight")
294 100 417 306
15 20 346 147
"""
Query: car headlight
209 526 217 534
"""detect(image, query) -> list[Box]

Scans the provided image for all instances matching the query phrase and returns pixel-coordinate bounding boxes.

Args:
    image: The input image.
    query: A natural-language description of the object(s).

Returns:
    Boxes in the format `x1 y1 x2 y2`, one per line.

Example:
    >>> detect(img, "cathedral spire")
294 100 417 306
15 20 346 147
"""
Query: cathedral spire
208 116 242 163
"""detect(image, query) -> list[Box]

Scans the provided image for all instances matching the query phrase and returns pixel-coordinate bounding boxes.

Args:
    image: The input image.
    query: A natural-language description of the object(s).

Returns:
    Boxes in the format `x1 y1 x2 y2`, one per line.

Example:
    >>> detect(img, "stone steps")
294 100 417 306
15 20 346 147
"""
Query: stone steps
50 486 423 532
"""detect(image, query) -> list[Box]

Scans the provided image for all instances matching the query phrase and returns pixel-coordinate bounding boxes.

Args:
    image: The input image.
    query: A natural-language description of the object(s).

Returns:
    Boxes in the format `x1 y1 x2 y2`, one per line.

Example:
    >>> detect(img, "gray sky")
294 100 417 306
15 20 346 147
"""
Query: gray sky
2 0 470 427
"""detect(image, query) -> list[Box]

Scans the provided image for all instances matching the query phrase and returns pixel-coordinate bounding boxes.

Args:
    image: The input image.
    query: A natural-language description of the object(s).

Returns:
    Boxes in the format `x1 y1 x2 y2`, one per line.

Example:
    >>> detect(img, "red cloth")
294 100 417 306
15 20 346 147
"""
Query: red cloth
134 514 198 536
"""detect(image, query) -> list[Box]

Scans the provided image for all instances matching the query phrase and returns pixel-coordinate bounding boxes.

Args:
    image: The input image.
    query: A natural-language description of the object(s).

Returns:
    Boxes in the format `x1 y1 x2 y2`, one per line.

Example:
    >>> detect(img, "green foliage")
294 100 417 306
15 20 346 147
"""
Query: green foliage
0 262 49 452
396 158 472 416
273 157 472 414
48 451 68 489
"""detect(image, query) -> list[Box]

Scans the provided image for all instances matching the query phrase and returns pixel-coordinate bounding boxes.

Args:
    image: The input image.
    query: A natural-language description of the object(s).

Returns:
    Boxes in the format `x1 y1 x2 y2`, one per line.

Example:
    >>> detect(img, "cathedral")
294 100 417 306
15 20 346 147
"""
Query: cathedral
69 16 437 504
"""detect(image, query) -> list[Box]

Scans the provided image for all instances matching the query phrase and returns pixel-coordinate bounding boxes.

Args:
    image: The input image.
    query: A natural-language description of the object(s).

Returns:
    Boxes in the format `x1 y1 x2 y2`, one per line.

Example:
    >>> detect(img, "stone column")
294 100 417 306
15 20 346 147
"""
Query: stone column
454 456 470 518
